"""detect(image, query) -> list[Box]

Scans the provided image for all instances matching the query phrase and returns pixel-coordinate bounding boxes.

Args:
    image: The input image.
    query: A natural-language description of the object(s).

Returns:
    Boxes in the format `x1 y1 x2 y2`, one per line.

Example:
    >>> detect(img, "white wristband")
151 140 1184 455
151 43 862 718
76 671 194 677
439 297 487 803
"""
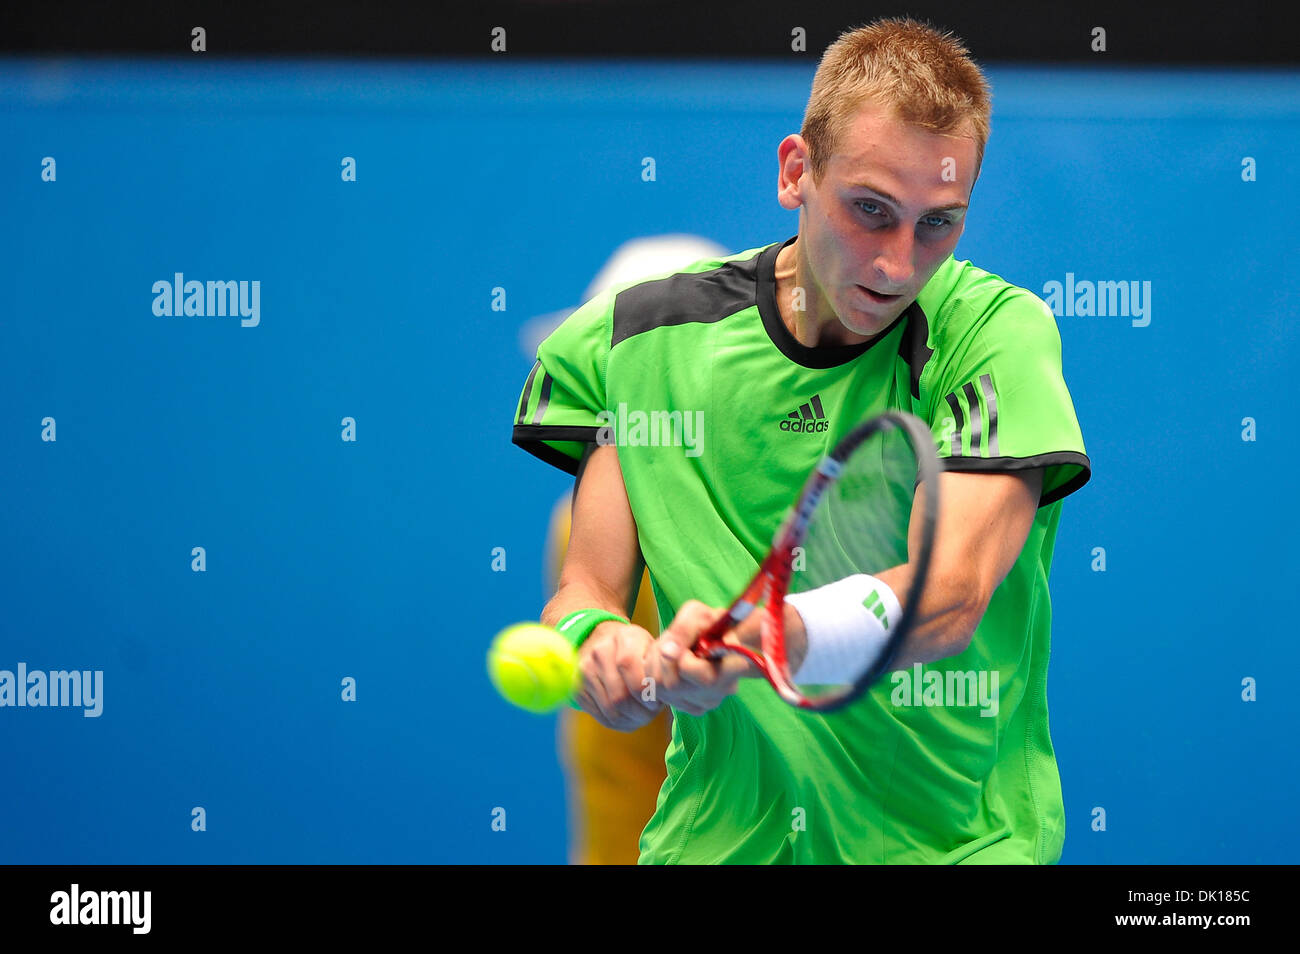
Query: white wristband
784 574 902 684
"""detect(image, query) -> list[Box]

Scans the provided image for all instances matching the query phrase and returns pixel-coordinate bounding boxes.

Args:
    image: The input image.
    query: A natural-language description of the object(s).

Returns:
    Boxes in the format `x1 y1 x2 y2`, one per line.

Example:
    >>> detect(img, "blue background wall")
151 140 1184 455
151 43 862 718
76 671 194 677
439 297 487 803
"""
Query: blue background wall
2 59 1296 863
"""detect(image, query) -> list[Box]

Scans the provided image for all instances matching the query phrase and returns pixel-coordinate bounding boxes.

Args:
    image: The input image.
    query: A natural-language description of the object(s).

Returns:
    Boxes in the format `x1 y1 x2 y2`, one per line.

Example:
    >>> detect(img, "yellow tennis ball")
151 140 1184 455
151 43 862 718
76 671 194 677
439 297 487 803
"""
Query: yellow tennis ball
487 623 580 714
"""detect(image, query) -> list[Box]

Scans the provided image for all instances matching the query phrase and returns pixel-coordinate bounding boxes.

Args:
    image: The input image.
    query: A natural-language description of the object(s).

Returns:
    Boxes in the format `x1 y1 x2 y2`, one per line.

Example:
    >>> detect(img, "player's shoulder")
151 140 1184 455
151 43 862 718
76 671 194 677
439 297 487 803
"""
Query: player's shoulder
539 241 773 359
601 240 774 350
918 255 1061 357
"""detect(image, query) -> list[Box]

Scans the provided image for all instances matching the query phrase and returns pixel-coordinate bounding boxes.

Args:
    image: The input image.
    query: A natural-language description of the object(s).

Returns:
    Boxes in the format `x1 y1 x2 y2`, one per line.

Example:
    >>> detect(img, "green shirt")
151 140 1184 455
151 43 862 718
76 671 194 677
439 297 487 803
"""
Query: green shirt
513 236 1090 864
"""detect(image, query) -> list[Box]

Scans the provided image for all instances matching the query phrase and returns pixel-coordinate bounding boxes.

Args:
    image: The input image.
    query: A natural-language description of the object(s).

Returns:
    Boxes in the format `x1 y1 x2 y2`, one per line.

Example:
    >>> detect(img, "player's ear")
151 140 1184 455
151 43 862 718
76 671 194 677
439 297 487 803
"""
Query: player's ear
777 134 809 211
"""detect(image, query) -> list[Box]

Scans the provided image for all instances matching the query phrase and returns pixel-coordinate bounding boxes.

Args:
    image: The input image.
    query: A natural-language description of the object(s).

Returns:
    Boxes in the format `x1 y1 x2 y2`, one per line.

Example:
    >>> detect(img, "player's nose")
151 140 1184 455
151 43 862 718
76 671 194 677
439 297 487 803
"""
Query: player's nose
871 226 915 289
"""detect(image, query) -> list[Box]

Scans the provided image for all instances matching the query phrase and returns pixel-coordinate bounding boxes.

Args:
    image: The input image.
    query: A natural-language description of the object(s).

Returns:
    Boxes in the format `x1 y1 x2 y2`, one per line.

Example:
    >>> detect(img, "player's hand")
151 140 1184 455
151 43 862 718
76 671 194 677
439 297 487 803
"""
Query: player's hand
574 620 664 732
642 600 763 717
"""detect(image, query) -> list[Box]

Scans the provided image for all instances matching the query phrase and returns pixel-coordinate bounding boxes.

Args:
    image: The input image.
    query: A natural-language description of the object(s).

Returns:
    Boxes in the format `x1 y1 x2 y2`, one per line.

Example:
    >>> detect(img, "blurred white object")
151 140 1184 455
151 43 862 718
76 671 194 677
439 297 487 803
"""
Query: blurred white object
518 233 730 358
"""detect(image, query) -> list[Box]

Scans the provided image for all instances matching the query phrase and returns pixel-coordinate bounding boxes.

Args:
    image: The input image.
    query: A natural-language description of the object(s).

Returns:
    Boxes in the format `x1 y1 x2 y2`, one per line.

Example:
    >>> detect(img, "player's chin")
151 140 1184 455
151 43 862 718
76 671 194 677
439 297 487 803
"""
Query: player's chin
838 301 900 336
836 313 890 340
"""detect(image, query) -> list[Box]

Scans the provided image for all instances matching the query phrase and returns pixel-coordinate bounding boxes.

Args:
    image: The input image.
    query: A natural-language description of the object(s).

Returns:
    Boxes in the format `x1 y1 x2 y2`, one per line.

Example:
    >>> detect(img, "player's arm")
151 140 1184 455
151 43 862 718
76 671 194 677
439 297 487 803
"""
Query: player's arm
646 468 1041 714
777 469 1043 674
851 293 1084 672
863 467 1042 669
541 443 663 731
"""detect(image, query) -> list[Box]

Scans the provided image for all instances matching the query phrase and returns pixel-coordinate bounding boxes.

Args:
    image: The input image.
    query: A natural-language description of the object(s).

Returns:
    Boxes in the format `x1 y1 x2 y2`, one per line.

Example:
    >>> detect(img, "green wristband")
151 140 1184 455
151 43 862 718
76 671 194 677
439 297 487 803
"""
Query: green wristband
556 609 630 712
555 608 629 651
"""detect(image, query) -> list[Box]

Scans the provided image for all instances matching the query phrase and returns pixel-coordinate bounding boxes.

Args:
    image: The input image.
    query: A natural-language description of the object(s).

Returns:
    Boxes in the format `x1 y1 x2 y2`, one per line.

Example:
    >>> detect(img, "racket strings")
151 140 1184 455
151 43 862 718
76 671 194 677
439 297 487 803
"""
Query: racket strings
788 429 919 696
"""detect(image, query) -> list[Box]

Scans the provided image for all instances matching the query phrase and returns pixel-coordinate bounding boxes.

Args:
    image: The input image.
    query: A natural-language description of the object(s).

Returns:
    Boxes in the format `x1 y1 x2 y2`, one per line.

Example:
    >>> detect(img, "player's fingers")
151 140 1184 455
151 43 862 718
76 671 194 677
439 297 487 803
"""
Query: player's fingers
587 632 633 711
677 654 720 689
680 653 750 703
659 600 721 661
649 629 696 697
580 633 642 727
655 650 751 715
662 601 729 686
641 639 672 707
577 671 652 732
614 629 660 715
716 653 756 687
728 612 765 653
576 650 620 726
644 653 703 715
647 658 700 712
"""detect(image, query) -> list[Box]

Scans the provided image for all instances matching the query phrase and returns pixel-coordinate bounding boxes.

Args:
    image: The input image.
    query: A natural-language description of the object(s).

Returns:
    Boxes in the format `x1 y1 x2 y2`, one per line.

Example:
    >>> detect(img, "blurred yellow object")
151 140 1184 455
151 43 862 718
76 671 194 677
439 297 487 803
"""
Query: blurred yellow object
546 490 672 866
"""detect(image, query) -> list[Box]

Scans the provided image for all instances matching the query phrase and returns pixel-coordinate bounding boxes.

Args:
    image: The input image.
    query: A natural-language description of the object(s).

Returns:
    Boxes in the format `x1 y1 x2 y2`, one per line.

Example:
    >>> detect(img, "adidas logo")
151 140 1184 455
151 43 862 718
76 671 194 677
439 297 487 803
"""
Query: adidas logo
779 394 830 433
863 589 890 629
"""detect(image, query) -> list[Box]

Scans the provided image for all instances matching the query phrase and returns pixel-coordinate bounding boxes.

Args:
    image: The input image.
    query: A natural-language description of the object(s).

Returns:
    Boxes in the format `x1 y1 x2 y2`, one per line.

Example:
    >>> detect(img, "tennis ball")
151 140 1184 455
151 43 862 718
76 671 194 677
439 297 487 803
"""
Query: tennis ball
487 623 580 714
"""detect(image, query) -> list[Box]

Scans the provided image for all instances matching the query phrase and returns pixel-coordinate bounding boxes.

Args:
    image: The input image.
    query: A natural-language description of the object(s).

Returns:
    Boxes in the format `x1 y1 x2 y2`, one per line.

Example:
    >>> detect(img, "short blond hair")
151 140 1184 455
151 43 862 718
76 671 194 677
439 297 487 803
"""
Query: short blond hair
801 18 992 183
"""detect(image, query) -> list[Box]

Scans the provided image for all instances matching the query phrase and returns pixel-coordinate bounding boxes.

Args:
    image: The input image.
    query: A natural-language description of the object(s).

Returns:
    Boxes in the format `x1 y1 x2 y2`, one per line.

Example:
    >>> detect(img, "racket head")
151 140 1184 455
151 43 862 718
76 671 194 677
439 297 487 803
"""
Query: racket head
762 410 940 712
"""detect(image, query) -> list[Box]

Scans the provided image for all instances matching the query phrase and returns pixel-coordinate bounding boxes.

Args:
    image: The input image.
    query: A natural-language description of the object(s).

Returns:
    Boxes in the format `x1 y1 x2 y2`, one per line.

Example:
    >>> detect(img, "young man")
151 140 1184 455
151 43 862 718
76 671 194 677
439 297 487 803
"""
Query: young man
512 18 1089 863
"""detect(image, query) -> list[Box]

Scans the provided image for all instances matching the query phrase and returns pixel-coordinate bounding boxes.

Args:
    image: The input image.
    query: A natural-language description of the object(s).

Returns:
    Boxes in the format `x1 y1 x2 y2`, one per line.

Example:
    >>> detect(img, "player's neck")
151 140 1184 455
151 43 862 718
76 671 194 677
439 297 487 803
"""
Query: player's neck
774 238 874 350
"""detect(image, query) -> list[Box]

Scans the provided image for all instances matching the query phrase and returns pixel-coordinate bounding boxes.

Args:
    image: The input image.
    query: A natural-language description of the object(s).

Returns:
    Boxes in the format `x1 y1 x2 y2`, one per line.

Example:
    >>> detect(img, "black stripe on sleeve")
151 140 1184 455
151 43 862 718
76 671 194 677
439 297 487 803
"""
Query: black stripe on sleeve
944 391 965 457
979 373 999 457
531 372 555 425
516 360 541 425
962 381 983 457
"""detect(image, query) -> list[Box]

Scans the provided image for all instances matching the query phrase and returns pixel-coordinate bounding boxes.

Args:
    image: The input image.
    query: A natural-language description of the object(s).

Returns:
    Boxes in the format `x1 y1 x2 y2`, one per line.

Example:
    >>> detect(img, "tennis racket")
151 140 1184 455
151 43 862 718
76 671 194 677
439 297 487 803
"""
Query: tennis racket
691 409 940 712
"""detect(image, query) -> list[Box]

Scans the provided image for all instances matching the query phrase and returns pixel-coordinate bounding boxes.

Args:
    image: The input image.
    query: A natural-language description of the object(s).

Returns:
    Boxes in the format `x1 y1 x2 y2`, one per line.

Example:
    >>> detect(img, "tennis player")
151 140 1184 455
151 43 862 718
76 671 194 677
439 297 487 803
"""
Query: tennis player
512 18 1089 864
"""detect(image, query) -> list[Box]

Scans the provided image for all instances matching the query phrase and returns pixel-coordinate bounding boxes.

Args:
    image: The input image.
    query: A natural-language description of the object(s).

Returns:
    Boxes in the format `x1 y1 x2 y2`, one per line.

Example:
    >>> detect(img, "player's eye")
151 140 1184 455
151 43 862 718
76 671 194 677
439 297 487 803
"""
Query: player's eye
854 200 884 217
922 215 953 230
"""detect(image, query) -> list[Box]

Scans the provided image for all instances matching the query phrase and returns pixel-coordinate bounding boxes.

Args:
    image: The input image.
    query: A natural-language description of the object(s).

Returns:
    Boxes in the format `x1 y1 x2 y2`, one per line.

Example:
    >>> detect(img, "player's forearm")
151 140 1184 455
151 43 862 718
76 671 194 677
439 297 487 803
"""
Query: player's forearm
549 443 645 631
874 563 984 669
865 469 1037 670
781 563 984 675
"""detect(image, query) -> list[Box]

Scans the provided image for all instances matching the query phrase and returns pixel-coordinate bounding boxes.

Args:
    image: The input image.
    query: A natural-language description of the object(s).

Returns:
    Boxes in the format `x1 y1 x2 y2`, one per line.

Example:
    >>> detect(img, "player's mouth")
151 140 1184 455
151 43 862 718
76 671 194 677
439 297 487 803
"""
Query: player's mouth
857 285 902 304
